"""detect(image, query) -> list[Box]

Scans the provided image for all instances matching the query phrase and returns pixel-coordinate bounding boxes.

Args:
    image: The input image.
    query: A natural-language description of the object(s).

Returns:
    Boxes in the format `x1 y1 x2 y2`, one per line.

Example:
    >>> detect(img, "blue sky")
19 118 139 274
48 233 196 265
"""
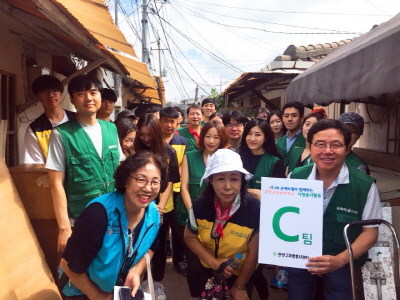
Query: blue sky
106 0 399 103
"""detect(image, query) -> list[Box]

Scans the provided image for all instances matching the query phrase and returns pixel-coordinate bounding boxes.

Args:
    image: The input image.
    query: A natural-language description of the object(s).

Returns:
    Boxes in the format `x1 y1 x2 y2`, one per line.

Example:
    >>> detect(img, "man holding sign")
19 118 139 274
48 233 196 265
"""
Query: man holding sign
288 119 382 300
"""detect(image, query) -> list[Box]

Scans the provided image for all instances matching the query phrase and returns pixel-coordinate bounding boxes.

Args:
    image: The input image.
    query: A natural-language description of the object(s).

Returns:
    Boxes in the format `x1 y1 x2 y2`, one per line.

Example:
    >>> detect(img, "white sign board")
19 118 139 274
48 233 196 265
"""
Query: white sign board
259 177 323 269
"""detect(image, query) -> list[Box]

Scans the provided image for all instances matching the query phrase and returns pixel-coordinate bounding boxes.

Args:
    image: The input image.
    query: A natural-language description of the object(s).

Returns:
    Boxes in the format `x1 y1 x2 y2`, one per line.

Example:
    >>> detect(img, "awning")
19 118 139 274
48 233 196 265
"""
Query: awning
224 72 300 111
112 52 157 88
2 0 159 91
55 0 136 57
285 13 400 107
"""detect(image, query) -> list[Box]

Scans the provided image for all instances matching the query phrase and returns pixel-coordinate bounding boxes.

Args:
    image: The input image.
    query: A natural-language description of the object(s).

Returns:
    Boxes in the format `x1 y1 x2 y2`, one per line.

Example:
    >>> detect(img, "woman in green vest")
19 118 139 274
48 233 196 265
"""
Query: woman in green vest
293 108 327 170
179 120 229 299
240 118 285 201
266 110 287 142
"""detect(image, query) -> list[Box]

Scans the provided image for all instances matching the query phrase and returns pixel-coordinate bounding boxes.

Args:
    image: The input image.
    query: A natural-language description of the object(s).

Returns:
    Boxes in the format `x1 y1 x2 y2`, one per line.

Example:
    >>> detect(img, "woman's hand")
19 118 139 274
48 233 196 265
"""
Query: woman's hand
230 286 250 300
124 267 142 298
58 227 72 252
212 258 234 278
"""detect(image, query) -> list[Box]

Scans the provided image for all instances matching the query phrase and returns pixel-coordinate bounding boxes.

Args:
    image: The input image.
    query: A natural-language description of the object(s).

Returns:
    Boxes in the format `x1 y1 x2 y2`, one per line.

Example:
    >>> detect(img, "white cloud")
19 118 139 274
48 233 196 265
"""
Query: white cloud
109 0 399 102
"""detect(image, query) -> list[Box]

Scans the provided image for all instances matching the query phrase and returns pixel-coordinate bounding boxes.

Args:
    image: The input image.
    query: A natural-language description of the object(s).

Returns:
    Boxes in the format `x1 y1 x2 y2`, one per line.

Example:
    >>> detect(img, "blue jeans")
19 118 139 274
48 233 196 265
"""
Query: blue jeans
287 265 352 300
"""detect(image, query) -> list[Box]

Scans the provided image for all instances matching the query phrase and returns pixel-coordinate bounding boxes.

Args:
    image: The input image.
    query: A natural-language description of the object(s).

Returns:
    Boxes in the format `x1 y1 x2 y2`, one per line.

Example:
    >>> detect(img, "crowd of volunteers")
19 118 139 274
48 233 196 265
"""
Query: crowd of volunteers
25 74 382 300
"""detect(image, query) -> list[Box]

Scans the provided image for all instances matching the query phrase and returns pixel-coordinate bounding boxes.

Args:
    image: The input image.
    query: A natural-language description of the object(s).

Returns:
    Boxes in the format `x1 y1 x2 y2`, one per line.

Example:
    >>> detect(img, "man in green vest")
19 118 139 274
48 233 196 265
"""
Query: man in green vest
46 74 123 253
287 119 382 300
338 112 370 175
176 104 203 152
276 101 306 173
200 97 217 126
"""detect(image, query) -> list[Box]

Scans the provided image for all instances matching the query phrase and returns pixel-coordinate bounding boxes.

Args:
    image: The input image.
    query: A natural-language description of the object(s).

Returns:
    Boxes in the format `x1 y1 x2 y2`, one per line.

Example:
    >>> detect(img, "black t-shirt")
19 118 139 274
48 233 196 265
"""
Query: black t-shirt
165 144 180 183
63 202 158 273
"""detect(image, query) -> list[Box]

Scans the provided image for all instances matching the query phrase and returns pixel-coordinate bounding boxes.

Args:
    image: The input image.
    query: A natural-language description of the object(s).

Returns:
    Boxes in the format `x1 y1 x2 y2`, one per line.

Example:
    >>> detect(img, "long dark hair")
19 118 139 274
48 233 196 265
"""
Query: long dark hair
266 110 287 135
134 113 167 159
197 120 229 151
115 118 137 149
240 118 283 160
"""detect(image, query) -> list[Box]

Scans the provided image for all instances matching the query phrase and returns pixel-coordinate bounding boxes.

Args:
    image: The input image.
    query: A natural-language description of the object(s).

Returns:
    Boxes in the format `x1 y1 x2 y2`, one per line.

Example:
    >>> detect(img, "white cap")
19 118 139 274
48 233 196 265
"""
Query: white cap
200 149 253 186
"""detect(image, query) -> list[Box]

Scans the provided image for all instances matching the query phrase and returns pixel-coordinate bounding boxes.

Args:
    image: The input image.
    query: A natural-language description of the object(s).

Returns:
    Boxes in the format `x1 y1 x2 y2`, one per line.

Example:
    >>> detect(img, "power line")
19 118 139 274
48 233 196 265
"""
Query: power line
364 0 391 16
154 13 243 73
175 2 363 35
184 0 389 16
177 1 357 33
150 11 211 94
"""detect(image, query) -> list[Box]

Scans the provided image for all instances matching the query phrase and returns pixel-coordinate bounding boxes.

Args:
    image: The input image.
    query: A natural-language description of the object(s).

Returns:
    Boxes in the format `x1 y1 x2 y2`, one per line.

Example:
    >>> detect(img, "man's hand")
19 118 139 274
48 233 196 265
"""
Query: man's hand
58 227 72 253
306 255 346 275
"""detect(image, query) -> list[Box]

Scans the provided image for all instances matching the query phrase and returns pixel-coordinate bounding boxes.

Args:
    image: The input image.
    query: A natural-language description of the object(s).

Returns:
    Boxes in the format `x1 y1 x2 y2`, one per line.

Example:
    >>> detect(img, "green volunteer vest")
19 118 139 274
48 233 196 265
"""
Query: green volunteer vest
176 150 207 225
177 126 198 152
291 164 374 265
345 151 370 174
276 133 305 173
248 153 280 189
57 119 120 219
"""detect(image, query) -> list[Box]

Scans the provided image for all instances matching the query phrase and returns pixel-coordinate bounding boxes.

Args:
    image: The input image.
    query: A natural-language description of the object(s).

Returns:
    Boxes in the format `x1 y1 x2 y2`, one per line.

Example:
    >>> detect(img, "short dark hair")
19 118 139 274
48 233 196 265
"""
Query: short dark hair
160 107 179 119
254 107 269 118
240 118 282 161
222 110 248 126
282 101 305 117
201 97 216 107
209 112 223 121
68 74 103 96
307 119 351 146
114 151 168 194
173 106 184 117
146 106 161 114
197 120 229 151
101 88 117 102
187 104 203 115
32 75 64 94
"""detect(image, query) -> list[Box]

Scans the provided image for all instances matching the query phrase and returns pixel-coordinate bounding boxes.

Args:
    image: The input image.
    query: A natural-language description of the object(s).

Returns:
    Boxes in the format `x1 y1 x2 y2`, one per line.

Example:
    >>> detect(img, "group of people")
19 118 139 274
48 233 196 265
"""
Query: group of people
24 74 382 300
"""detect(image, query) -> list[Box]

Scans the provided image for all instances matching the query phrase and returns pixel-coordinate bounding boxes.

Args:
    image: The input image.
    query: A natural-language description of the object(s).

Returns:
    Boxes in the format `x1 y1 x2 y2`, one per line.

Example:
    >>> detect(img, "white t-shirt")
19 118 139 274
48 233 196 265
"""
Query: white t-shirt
46 121 124 172
23 111 70 164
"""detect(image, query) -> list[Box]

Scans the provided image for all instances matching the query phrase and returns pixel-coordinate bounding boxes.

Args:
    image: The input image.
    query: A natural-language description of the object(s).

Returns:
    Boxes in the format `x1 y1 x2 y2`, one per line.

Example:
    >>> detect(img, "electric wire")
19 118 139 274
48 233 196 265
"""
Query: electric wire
176 2 363 35
184 0 389 16
177 0 358 33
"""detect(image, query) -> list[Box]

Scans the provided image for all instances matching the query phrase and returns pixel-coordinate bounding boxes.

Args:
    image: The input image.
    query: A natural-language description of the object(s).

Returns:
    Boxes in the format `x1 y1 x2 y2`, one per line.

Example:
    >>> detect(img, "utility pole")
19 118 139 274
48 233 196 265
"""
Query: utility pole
141 0 149 66
157 37 162 77
195 85 199 103
115 0 118 26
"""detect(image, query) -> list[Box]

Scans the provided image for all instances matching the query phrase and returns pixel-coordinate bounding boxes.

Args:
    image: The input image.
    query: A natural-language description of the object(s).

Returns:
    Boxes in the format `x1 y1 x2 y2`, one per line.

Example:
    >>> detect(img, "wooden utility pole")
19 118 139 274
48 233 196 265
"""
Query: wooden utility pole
195 84 199 103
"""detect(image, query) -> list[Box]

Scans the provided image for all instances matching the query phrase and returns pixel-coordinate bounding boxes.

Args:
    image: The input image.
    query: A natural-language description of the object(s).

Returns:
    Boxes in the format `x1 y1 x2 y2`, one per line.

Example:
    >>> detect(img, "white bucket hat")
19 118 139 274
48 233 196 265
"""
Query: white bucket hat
200 149 253 186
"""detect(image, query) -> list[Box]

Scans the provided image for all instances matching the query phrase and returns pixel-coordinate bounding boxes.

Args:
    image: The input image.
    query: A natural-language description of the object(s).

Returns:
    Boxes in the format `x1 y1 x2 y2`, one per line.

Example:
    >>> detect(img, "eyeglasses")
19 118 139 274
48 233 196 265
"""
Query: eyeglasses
226 123 244 128
129 175 161 188
39 89 60 95
312 141 344 149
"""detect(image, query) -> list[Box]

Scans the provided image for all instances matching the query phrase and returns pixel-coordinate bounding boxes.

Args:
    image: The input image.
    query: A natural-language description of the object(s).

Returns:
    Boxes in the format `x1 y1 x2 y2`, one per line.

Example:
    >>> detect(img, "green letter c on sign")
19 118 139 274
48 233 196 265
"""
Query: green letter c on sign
272 206 300 242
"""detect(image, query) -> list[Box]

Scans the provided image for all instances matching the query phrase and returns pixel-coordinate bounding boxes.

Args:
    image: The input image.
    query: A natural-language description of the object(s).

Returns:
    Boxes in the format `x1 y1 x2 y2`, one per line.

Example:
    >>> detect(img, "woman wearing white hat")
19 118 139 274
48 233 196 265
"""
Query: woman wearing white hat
184 149 260 300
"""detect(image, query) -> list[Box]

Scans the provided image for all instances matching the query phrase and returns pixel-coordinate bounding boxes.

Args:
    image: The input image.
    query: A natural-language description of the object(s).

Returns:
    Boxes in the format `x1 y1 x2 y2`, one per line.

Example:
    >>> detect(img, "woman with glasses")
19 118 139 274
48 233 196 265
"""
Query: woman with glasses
115 117 137 158
60 151 167 299
134 113 180 299
266 110 286 142
178 120 229 299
